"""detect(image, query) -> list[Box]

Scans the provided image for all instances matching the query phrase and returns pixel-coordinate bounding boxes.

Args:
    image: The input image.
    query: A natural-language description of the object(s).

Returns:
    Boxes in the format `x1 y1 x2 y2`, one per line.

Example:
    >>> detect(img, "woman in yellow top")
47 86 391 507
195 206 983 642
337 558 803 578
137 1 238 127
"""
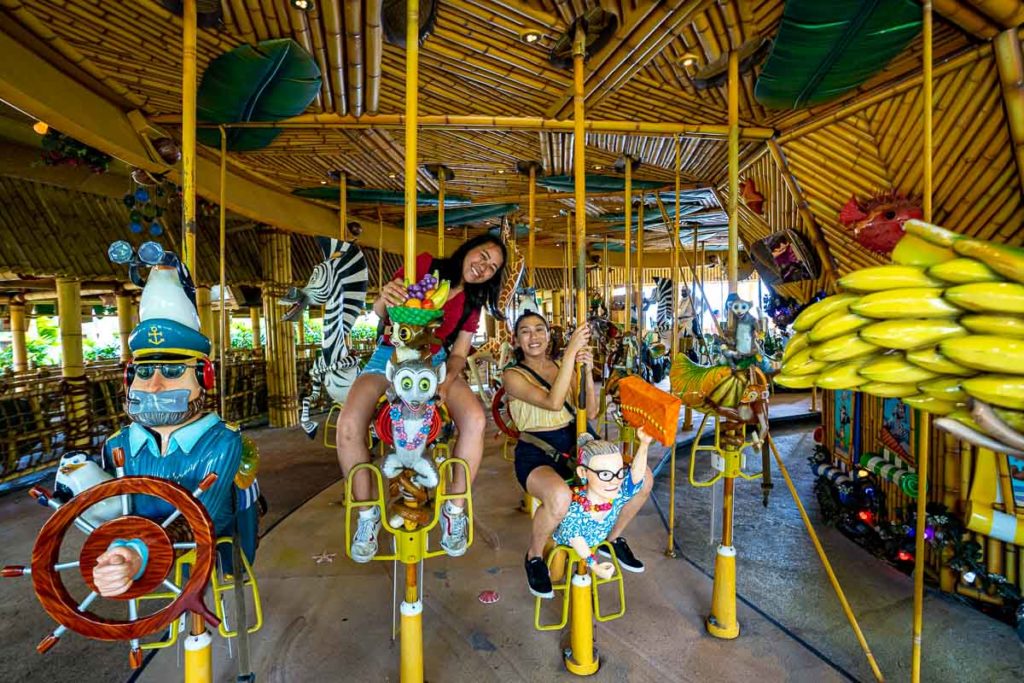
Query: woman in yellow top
502 311 652 598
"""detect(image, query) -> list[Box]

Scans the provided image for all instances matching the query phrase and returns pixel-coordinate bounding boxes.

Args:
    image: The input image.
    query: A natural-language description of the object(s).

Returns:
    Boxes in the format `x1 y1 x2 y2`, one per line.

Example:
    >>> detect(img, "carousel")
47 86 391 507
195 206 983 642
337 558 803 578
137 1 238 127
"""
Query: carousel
0 1 1023 682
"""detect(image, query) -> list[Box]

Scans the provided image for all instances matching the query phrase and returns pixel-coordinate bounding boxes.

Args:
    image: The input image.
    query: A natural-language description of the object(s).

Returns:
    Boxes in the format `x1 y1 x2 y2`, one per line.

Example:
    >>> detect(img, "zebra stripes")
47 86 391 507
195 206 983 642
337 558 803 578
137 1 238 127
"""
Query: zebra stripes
653 277 673 332
295 238 369 438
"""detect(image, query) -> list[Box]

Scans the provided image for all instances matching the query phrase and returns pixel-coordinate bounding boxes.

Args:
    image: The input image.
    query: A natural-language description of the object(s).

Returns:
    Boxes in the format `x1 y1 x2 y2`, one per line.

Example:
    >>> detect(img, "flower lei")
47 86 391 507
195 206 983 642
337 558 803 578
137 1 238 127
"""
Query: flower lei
390 401 435 450
571 485 612 512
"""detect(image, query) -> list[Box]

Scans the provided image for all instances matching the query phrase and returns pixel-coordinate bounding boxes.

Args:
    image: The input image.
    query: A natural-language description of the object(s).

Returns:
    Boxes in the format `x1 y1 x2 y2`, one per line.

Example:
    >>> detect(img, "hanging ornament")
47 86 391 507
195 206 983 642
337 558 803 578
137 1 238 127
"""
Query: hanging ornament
134 188 150 203
142 204 158 221
123 194 136 208
149 221 163 236
129 209 143 223
130 221 144 234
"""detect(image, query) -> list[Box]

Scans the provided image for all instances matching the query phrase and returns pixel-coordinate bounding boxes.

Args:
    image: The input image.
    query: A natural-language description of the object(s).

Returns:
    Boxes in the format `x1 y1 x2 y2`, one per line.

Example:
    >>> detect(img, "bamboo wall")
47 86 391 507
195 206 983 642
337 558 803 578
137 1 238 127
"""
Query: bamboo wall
821 389 1024 604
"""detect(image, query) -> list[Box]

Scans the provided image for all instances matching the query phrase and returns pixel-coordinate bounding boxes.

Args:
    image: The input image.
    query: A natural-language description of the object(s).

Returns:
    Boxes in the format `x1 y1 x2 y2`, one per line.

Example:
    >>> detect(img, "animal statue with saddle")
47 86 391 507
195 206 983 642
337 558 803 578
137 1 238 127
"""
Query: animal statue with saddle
376 281 452 529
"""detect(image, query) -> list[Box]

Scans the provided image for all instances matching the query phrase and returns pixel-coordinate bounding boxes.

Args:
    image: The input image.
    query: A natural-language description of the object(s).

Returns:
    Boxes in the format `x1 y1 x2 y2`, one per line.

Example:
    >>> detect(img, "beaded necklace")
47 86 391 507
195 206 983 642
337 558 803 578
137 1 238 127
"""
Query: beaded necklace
571 485 612 512
390 401 435 450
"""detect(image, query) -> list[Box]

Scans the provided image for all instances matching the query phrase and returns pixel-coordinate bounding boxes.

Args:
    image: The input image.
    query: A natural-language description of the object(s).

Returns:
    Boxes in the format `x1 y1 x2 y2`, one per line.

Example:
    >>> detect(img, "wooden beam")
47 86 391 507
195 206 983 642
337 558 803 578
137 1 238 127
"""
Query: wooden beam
994 27 1024 190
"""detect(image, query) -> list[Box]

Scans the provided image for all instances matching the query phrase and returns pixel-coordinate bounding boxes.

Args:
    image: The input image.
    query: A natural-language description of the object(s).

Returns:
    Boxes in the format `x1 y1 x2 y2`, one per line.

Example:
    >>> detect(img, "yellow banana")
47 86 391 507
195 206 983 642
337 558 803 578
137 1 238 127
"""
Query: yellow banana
903 219 962 247
774 373 820 389
952 238 1024 285
960 314 1024 338
809 334 879 362
428 278 450 307
815 359 871 390
858 319 966 350
993 406 1024 433
808 310 871 343
944 282 1024 314
782 331 810 362
890 233 955 267
962 375 1024 410
927 258 1003 285
859 382 918 398
838 265 942 292
859 354 938 384
783 347 829 376
918 377 967 402
946 409 984 431
848 288 961 319
792 294 860 332
905 346 975 376
902 394 960 415
939 335 1024 374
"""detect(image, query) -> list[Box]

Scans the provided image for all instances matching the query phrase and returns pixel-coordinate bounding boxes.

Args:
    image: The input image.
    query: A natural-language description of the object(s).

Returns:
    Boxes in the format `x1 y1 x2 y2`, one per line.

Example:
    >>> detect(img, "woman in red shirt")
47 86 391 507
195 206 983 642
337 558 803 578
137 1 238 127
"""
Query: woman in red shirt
338 233 507 562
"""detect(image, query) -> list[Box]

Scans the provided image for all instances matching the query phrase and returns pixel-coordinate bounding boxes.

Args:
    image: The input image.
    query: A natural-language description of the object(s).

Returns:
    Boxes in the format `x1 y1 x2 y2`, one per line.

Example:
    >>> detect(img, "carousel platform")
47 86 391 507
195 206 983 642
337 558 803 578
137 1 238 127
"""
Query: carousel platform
3 396 1022 682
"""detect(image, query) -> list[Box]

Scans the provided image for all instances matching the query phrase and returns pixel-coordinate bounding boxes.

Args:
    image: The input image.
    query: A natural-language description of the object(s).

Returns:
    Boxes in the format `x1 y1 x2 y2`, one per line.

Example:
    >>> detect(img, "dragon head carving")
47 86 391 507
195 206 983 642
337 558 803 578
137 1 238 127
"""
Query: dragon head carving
838 192 922 256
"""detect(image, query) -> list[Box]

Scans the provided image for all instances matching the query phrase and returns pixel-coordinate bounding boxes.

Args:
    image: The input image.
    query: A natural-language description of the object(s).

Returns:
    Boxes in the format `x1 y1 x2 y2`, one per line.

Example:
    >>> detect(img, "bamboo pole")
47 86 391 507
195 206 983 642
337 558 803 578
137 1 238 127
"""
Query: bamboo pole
9 301 27 372
57 278 89 448
250 306 262 350
603 238 609 318
966 0 1024 28
116 291 132 363
437 170 445 256
565 214 572 327
377 206 384 291
219 126 228 417
181 0 197 274
196 287 213 345
261 232 298 428
340 172 348 241
767 140 840 291
572 21 588 437
636 194 645 333
912 6 933 682
727 50 739 294
403 0 420 280
666 136 681 558
933 0 1000 38
994 28 1024 192
528 164 536 287
623 157 633 333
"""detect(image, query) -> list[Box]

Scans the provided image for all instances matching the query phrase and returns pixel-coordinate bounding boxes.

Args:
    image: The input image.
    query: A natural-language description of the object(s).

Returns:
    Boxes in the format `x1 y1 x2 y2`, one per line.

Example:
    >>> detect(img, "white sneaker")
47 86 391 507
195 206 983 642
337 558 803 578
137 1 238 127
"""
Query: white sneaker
350 508 381 563
440 502 469 557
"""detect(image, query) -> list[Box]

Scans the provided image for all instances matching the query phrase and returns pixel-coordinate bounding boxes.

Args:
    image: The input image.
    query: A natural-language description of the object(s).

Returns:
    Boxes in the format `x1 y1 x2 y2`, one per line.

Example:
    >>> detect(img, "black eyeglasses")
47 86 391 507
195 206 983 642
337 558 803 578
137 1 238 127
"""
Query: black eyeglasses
135 363 192 380
581 464 629 482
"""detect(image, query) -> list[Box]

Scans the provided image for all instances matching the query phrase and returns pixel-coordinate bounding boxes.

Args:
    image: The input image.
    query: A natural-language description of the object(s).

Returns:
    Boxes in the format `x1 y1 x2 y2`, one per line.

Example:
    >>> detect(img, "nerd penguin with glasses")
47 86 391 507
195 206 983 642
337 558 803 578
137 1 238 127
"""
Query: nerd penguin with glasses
82 244 261 598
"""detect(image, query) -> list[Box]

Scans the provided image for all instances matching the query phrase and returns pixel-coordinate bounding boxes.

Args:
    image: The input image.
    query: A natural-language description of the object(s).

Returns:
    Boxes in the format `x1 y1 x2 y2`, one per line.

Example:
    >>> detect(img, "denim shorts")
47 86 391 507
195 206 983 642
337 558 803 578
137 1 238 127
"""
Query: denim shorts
362 343 448 375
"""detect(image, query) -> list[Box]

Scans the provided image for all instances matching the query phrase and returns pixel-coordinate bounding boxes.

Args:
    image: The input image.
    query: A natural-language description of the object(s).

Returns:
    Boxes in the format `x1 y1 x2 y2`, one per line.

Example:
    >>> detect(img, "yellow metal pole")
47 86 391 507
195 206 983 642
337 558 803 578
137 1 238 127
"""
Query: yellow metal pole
727 49 739 293
377 206 384 293
340 172 348 241
116 291 132 363
667 137 682 558
181 0 197 274
250 306 262 350
437 171 445 256
767 437 886 681
912 4 933 681
565 560 598 675
9 301 28 372
565 213 572 328
528 164 536 287
602 238 609 317
402 0 419 280
635 194 645 333
572 21 588 437
623 159 633 333
219 126 228 418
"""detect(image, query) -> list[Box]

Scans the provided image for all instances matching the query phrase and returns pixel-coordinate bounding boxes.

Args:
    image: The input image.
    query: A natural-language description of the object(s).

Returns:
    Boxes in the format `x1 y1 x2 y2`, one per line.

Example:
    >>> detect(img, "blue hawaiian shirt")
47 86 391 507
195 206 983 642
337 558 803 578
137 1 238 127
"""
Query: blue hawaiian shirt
553 475 644 548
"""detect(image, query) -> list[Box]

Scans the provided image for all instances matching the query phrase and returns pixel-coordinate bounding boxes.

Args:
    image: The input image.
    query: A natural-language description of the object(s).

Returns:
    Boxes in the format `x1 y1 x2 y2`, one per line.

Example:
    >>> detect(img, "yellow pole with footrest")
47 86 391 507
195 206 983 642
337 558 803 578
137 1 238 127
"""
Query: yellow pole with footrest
571 20 588 439
565 560 598 675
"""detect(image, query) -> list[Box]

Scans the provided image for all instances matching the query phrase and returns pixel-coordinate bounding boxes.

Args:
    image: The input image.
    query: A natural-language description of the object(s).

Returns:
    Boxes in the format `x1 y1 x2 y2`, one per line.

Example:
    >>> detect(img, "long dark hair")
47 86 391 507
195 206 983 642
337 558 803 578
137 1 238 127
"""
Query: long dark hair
431 233 508 320
511 311 548 365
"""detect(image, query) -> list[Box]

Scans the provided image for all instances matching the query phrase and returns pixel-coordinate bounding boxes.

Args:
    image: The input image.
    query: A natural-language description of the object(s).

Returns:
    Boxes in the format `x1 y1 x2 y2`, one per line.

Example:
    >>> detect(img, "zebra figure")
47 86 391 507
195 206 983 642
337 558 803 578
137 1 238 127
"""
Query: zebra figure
651 276 698 338
280 238 369 439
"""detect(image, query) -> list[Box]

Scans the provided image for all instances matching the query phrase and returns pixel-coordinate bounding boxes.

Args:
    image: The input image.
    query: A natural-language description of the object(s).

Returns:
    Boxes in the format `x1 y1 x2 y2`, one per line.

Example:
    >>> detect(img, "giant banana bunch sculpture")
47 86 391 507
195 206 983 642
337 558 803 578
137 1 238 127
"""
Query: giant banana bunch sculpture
777 219 1024 457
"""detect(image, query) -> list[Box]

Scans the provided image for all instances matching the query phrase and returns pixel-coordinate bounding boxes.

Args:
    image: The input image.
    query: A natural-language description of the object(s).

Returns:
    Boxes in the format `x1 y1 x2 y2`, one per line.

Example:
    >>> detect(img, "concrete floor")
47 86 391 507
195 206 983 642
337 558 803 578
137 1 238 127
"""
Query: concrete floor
3 393 1022 682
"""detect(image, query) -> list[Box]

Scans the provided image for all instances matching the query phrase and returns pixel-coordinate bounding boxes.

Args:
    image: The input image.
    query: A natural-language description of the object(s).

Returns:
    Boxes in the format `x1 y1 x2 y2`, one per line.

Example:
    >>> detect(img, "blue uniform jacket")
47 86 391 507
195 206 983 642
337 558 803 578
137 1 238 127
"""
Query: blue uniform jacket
102 414 259 563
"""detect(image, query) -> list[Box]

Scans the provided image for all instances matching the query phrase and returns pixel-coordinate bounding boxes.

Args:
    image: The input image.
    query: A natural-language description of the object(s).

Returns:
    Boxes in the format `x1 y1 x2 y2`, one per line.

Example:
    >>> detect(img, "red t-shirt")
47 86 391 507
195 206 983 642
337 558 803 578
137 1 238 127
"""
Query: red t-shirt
382 252 481 352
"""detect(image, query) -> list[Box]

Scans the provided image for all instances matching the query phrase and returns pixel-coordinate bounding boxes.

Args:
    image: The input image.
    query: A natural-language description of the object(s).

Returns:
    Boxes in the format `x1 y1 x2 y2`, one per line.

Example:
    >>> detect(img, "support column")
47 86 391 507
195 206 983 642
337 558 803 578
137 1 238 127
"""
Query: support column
196 286 213 346
116 290 133 362
56 278 89 448
552 291 563 323
9 301 28 372
261 231 298 428
250 305 262 350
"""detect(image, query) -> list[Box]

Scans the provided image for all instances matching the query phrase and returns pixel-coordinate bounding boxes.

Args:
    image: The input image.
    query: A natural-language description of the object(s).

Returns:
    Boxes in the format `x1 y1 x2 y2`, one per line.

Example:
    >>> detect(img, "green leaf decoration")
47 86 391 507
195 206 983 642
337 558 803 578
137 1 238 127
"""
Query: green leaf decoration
196 39 321 151
418 203 518 229
755 0 921 110
537 175 667 192
292 186 472 207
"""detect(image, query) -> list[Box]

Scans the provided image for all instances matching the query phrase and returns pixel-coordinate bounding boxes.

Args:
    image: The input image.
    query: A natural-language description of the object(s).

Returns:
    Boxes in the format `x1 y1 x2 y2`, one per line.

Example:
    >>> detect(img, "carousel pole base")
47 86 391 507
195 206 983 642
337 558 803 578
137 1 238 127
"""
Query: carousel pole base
563 571 600 676
399 600 424 683
183 629 213 683
706 545 739 640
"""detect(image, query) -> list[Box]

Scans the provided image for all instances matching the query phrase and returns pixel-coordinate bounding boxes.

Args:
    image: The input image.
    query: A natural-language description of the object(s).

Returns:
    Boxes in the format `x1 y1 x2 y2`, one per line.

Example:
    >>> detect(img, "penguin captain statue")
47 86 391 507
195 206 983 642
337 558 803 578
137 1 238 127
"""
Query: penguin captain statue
76 241 262 599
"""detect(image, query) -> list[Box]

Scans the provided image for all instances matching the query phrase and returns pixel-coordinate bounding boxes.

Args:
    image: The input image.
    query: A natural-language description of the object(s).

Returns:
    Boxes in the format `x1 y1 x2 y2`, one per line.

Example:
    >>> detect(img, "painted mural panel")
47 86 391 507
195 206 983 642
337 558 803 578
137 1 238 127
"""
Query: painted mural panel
1009 455 1024 508
881 398 912 467
834 390 854 462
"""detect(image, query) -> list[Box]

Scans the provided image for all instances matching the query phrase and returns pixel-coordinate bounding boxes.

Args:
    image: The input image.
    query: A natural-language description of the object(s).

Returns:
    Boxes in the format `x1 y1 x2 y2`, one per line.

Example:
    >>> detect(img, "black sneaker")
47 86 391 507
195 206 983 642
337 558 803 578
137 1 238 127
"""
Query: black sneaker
598 537 645 573
525 555 554 598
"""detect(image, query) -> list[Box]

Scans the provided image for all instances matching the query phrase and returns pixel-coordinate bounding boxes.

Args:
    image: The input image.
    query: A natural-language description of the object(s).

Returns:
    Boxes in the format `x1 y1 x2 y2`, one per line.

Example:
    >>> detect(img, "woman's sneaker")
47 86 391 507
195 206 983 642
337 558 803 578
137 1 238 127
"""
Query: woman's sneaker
440 501 469 557
598 537 645 573
350 508 381 563
525 555 554 598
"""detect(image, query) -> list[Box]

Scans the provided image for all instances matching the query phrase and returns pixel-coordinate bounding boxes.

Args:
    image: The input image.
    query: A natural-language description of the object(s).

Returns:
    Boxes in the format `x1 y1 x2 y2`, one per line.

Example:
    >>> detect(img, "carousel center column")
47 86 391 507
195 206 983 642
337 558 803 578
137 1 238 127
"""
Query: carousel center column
261 230 299 428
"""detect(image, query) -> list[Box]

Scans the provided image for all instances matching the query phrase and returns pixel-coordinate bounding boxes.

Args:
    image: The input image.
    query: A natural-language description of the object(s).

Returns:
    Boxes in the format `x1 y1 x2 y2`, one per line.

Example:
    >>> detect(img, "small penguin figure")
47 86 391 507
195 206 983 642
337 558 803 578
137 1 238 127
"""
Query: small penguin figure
53 452 126 527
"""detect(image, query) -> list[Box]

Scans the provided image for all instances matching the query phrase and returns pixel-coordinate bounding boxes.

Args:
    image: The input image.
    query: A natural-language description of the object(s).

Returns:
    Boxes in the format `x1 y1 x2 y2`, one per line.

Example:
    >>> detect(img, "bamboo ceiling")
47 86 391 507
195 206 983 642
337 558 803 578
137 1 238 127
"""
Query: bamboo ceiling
1 0 1021 302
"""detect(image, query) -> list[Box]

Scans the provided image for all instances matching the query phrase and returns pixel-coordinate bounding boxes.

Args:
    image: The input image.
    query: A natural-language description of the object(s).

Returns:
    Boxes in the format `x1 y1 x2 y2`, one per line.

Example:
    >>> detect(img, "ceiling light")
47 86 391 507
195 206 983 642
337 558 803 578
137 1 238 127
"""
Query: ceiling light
32 121 49 135
678 52 699 68
319 180 327 185
388 173 397 179
497 169 505 174
290 0 313 11
594 165 604 170
520 29 543 44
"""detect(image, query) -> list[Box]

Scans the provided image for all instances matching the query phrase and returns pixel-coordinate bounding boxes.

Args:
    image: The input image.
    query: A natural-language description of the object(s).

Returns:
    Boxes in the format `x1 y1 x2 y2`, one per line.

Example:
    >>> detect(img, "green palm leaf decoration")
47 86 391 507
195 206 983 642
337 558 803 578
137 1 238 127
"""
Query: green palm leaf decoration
418 203 518 229
196 39 321 151
292 186 472 207
755 0 921 110
537 175 667 192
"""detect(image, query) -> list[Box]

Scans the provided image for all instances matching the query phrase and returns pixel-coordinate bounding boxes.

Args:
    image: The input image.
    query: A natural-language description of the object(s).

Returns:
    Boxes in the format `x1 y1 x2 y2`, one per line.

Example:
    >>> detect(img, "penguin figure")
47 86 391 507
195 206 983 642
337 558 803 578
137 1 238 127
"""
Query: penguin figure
53 452 126 527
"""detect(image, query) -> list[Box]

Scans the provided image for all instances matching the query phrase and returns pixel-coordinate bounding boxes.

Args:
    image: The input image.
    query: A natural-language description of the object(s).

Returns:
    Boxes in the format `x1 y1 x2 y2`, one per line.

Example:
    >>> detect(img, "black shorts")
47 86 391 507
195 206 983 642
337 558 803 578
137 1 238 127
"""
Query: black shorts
514 424 578 490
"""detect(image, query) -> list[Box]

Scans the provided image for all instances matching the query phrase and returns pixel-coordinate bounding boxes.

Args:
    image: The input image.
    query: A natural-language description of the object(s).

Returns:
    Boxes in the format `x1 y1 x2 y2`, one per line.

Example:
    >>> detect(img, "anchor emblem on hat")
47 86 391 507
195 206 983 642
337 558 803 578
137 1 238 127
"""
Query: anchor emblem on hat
147 326 165 345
